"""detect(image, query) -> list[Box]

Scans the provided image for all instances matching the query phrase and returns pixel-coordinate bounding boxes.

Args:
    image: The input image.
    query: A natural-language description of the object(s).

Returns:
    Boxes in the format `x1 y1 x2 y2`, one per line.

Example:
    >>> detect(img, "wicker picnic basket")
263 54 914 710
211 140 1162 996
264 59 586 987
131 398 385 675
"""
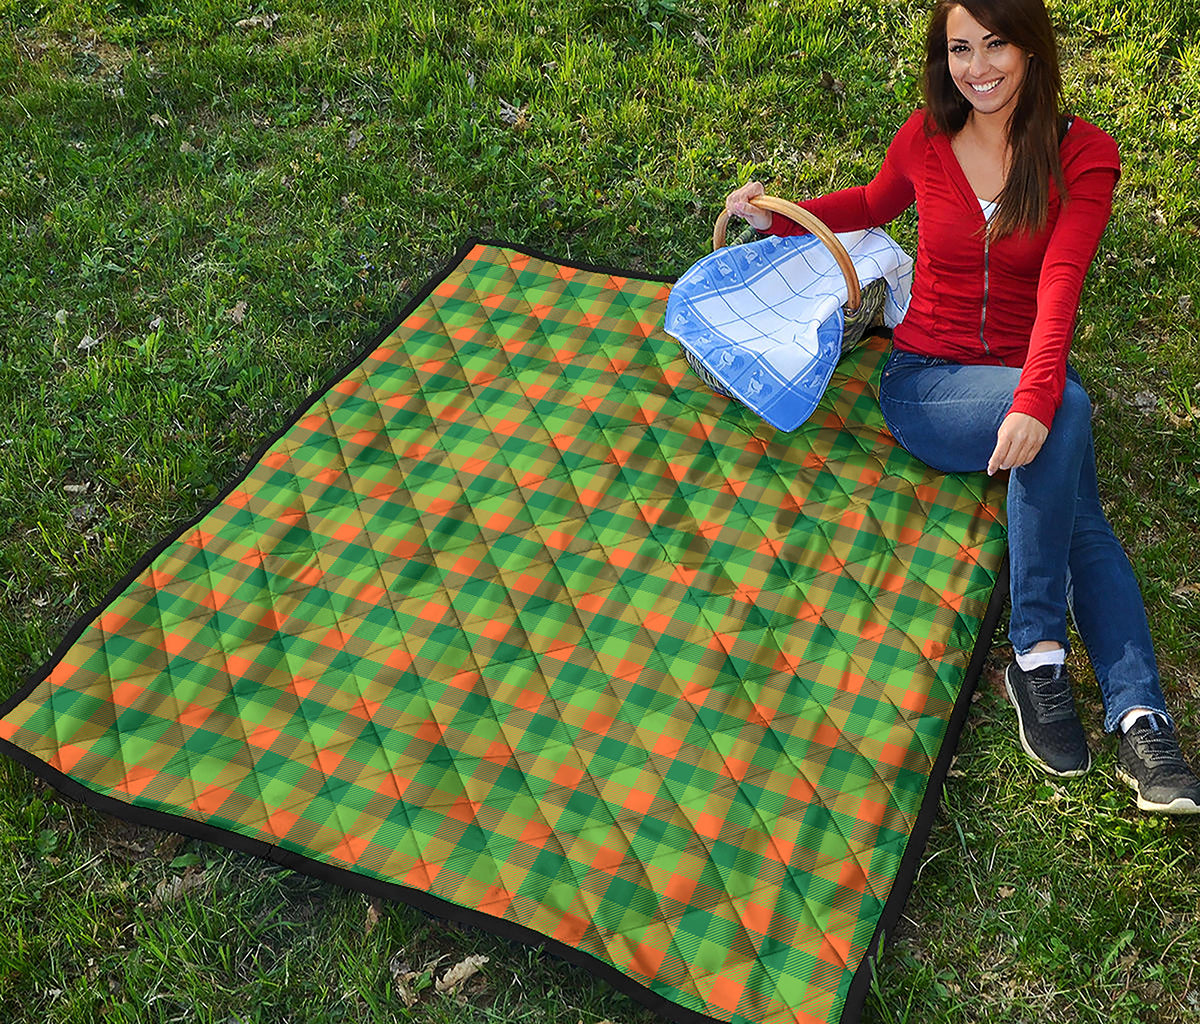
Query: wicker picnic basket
683 195 888 398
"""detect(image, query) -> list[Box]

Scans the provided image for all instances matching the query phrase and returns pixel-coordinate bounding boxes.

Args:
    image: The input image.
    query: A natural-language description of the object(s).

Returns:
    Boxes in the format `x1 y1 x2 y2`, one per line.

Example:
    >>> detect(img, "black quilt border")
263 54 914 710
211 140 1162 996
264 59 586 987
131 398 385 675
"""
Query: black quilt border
1 237 1005 1024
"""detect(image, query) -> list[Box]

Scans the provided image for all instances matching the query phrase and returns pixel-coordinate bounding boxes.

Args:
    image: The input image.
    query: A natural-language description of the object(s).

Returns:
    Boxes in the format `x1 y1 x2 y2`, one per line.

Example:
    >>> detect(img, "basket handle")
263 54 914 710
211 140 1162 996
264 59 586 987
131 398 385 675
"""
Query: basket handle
713 195 862 312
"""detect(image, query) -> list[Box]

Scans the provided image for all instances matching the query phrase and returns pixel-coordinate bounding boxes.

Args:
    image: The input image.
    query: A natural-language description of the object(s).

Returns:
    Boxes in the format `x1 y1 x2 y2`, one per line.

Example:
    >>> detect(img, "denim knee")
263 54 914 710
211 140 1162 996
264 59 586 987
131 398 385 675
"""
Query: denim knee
1058 379 1091 426
1040 380 1092 458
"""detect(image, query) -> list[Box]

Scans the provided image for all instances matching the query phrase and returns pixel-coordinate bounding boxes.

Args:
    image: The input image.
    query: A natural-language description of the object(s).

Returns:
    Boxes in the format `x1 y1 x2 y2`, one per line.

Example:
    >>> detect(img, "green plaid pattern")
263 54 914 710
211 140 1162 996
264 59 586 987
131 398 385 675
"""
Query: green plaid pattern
1 244 1007 1024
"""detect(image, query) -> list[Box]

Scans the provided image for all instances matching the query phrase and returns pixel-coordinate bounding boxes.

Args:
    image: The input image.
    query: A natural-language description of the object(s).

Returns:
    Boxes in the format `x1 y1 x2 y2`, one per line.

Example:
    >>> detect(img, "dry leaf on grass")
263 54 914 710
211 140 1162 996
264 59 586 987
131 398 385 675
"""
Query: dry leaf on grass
498 98 529 128
388 955 422 1003
436 953 489 994
818 71 845 95
236 12 279 30
227 300 248 324
156 833 184 860
364 895 384 934
389 951 450 1007
77 333 100 350
151 868 208 908
1131 390 1157 413
389 962 422 1007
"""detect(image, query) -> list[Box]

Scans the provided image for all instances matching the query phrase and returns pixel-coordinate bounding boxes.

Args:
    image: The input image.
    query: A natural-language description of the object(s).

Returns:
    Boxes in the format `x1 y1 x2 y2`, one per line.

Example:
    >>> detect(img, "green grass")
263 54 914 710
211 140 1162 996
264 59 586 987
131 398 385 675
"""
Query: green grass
2 0 1199 1021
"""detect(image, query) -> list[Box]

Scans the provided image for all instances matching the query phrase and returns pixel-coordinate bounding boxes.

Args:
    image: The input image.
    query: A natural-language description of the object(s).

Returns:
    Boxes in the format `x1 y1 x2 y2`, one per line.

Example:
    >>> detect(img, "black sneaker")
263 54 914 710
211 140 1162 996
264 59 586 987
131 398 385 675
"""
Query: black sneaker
1116 716 1200 814
1004 662 1092 777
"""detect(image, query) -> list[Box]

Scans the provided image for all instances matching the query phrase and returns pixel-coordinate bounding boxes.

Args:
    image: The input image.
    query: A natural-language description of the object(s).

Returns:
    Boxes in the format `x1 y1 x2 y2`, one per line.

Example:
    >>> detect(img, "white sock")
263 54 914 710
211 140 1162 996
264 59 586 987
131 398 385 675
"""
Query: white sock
1120 709 1163 733
1015 648 1066 672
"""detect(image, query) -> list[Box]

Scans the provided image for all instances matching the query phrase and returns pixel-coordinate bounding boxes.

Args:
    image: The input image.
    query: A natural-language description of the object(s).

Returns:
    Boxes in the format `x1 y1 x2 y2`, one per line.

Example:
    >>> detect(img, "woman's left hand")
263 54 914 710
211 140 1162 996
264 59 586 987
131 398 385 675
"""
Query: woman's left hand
987 412 1049 475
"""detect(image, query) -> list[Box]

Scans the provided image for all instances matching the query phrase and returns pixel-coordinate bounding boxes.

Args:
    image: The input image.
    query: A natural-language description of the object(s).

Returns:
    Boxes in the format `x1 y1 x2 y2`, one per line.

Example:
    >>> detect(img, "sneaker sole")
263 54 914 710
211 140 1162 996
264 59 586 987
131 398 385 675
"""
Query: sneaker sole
1115 766 1200 815
1004 668 1092 778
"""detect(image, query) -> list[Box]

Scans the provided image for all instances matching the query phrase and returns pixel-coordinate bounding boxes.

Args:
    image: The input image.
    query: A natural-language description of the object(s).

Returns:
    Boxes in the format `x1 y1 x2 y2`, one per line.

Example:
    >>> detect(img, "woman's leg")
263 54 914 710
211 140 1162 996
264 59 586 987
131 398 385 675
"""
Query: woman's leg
879 352 1169 724
1064 463 1200 810
1064 429 1169 732
877 354 1084 767
878 349 1198 810
879 354 1092 771
879 351 1079 652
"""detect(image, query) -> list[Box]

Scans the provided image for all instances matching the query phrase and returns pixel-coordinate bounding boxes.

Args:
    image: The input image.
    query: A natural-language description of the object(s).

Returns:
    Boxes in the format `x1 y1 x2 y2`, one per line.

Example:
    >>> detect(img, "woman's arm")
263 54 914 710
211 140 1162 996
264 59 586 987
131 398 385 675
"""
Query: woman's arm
1007 164 1119 427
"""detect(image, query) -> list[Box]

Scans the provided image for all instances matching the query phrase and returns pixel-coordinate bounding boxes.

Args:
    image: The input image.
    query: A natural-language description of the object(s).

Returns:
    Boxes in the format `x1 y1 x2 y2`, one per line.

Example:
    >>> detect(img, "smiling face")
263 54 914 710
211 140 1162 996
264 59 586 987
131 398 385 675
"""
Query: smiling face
945 4 1030 121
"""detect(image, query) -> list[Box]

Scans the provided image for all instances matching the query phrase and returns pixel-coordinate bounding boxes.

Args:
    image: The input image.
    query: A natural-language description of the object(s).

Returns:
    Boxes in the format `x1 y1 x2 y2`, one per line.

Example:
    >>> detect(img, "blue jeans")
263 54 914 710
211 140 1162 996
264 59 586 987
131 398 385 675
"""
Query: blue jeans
878 349 1168 733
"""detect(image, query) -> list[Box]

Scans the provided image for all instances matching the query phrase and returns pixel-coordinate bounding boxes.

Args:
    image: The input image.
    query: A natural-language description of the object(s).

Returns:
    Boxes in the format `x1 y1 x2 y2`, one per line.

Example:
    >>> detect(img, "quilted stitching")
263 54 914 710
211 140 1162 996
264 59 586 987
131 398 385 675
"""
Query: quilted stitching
0 243 1006 1024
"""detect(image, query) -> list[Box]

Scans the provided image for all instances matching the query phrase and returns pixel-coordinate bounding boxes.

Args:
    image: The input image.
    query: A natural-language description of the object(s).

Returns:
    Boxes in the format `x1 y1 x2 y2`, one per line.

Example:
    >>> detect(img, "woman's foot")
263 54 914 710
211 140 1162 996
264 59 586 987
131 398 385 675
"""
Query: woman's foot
1117 716 1200 814
1004 661 1092 776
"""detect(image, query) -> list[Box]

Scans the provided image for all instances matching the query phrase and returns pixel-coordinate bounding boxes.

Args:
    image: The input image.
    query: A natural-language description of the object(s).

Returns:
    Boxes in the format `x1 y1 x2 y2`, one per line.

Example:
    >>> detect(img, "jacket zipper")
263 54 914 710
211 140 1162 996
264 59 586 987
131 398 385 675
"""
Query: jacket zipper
979 228 991 356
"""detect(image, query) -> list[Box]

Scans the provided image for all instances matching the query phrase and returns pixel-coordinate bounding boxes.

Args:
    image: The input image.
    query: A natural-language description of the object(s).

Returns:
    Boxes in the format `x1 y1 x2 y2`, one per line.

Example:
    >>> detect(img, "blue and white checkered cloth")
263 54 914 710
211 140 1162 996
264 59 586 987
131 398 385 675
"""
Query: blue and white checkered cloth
664 229 914 431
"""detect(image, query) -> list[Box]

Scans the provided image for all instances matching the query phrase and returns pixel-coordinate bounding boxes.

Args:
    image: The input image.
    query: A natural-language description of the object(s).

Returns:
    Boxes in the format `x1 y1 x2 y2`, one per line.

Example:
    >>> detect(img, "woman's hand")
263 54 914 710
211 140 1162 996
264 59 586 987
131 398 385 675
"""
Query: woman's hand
725 181 772 231
987 412 1049 475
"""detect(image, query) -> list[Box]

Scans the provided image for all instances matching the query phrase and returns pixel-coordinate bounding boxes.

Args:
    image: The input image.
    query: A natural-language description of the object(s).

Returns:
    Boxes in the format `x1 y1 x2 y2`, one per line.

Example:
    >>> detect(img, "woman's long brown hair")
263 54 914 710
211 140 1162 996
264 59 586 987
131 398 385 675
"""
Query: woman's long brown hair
922 0 1068 239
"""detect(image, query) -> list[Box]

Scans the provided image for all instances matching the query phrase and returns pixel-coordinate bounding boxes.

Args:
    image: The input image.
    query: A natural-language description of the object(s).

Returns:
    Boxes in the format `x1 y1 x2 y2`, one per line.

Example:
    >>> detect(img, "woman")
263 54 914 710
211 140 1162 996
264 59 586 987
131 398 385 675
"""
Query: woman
725 0 1199 814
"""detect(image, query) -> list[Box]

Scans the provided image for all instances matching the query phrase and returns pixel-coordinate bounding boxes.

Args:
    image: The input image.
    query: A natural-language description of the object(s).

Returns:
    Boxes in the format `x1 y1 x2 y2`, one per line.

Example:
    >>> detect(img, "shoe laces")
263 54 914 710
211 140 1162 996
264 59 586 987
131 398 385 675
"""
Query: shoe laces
1132 721 1188 770
1029 667 1075 719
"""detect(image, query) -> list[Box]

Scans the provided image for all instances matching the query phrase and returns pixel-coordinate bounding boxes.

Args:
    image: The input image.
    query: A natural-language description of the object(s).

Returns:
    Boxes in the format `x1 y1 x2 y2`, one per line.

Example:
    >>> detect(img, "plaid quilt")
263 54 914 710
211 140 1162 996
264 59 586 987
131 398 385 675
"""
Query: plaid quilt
0 241 1007 1024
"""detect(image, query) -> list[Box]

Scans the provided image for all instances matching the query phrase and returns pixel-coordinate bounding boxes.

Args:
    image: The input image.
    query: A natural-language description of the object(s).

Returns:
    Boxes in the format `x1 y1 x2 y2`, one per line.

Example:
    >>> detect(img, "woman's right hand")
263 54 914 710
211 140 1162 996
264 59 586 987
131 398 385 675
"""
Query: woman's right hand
725 181 772 232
